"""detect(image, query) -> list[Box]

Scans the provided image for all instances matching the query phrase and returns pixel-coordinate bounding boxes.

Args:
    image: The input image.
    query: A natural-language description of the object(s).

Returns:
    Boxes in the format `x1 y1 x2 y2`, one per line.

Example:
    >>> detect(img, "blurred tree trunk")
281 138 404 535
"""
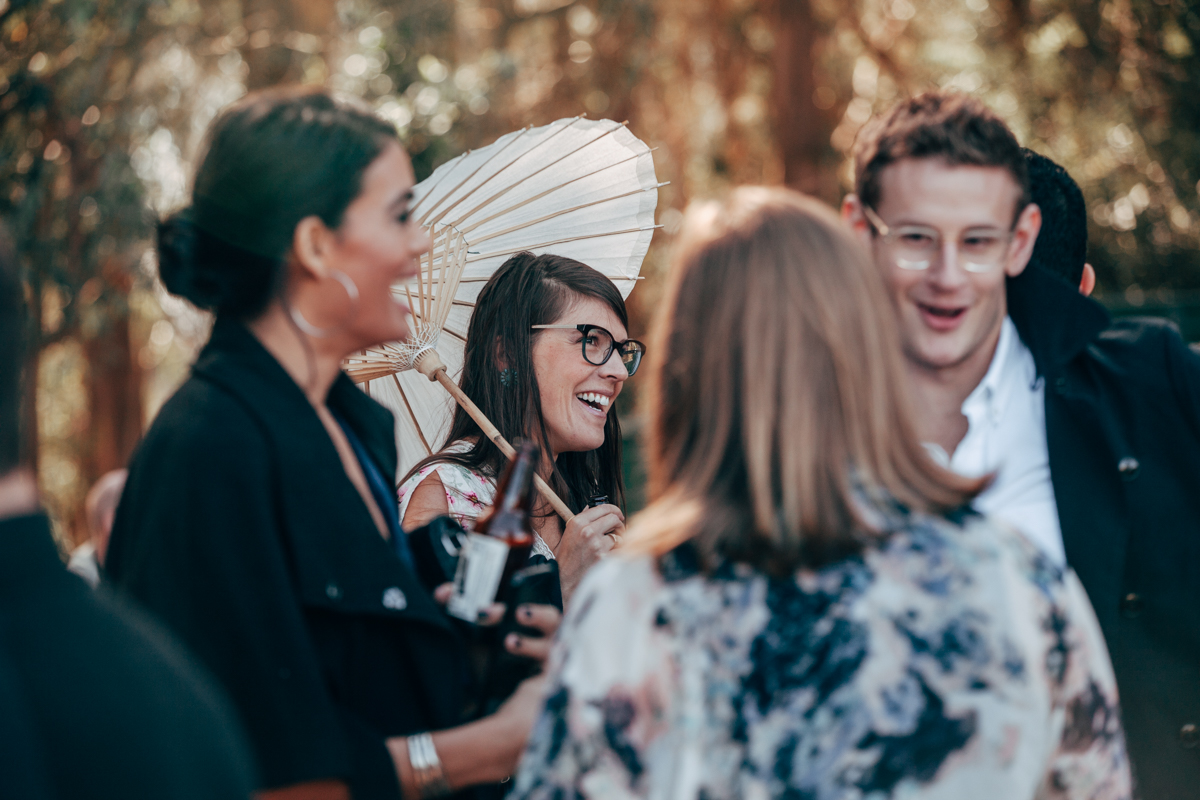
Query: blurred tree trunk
769 0 837 202
21 289 41 475
82 320 142 481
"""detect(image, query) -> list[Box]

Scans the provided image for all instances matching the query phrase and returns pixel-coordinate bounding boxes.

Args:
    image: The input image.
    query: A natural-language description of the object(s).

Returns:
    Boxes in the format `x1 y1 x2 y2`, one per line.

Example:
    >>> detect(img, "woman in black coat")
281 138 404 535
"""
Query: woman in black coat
107 88 556 800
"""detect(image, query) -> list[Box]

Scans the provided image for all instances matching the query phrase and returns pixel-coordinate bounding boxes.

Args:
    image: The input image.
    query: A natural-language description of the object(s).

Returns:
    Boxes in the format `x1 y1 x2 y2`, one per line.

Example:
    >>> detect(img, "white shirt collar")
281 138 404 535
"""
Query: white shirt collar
960 317 1037 430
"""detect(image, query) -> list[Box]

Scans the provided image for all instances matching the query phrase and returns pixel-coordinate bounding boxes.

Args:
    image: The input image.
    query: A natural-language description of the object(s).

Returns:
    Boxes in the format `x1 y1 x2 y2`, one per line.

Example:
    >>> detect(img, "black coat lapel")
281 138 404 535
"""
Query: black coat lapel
192 322 452 635
1006 266 1110 376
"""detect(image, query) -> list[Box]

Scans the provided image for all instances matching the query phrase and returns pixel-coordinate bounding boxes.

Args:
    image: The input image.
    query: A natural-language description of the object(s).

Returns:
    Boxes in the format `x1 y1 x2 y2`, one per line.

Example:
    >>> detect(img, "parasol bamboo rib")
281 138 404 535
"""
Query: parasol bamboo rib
464 184 667 246
456 226 663 274
392 374 432 456
458 152 660 236
414 350 575 522
417 125 544 227
415 126 532 225
450 119 600 225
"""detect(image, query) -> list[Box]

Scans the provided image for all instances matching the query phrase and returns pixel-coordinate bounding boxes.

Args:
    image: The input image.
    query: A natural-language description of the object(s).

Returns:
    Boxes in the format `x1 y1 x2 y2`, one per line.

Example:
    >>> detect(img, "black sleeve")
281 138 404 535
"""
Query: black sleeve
109 395 360 792
1163 325 1200 440
0 644 54 800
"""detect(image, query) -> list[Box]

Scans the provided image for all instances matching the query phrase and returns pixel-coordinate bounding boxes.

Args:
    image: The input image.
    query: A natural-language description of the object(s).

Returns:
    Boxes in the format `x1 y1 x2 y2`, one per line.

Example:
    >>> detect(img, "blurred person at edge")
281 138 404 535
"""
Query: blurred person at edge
105 88 560 800
399 252 642 606
67 468 127 587
0 224 254 797
510 188 1131 800
842 93 1200 798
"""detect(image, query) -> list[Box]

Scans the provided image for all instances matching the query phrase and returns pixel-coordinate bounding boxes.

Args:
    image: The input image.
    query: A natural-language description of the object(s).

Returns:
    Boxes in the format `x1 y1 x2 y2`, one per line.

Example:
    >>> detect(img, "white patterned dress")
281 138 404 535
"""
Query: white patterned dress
511 501 1131 800
397 441 555 560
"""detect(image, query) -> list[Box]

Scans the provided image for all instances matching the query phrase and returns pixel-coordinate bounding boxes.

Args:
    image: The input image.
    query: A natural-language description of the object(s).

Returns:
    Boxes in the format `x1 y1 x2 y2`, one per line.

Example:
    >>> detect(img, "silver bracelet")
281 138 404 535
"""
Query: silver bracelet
407 732 452 798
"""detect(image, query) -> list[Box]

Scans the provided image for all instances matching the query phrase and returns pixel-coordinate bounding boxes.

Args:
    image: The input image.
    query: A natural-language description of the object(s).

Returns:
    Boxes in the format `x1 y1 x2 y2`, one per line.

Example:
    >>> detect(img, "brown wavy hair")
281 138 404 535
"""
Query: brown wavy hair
400 252 627 515
624 188 985 574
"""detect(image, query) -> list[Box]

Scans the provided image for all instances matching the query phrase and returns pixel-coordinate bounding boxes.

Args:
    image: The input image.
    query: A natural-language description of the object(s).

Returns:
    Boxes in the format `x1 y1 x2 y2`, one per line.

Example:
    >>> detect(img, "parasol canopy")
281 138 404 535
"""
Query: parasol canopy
345 116 661 509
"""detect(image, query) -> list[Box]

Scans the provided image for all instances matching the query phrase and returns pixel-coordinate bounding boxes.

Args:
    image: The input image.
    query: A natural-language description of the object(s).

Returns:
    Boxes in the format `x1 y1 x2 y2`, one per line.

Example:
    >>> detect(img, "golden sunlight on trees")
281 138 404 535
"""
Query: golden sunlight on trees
2 0 1198 539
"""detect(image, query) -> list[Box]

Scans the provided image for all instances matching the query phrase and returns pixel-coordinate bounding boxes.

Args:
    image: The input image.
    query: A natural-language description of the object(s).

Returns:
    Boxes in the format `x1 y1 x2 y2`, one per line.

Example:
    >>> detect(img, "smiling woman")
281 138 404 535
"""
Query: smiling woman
106 88 560 800
398 252 637 604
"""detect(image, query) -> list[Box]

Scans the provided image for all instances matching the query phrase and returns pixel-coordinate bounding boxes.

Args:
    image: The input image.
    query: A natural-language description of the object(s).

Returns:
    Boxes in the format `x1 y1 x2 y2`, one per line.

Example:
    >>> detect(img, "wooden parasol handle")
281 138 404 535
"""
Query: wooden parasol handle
415 350 576 523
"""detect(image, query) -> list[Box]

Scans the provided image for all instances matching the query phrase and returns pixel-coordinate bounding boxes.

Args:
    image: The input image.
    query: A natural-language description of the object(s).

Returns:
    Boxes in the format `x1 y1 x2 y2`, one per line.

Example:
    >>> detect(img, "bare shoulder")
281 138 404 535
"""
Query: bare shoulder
402 472 449 530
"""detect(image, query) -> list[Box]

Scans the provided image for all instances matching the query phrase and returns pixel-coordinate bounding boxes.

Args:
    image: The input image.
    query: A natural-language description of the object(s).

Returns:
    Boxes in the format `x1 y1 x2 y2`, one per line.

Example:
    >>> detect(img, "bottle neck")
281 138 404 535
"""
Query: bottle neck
496 455 535 514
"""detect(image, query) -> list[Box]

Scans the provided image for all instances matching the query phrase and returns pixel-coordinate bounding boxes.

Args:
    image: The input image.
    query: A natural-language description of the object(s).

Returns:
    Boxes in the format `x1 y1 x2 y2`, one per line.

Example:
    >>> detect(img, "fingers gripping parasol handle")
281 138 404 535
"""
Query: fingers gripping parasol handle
415 350 576 523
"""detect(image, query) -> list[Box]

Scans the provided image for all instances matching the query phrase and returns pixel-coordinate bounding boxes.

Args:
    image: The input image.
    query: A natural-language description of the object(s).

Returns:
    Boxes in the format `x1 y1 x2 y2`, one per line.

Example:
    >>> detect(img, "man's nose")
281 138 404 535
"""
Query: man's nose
927 240 970 289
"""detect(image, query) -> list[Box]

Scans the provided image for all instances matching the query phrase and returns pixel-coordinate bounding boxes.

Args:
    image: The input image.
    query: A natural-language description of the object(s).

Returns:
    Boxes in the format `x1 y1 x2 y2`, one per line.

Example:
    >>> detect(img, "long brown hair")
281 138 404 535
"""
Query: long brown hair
400 252 627 514
625 187 984 573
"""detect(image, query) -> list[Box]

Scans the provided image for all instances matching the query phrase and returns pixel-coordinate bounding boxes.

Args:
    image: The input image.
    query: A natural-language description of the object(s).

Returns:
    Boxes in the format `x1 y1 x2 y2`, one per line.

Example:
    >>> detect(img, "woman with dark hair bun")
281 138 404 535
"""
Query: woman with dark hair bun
108 87 558 800
398 251 644 605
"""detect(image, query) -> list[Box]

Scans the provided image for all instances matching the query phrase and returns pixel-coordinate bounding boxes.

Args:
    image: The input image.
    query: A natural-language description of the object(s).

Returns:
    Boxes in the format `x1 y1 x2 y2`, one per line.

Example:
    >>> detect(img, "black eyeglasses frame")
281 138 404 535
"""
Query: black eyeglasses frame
530 323 646 376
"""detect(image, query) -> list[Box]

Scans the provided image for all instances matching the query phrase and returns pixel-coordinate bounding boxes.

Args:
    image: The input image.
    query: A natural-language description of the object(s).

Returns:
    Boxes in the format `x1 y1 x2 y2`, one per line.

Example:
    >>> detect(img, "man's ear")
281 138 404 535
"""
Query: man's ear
1004 202 1042 279
841 194 873 247
1079 263 1096 296
290 216 334 281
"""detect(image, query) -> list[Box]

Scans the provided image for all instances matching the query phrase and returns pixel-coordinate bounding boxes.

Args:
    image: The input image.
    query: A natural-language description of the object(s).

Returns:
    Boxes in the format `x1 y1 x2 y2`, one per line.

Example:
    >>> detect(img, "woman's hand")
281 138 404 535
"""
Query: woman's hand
394 672 551 792
504 603 562 665
432 582 506 625
554 503 623 605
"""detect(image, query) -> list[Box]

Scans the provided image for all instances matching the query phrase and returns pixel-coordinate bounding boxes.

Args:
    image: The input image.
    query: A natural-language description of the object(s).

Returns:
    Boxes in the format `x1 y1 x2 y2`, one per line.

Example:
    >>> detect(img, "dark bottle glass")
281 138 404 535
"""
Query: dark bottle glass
447 440 540 624
471 440 538 604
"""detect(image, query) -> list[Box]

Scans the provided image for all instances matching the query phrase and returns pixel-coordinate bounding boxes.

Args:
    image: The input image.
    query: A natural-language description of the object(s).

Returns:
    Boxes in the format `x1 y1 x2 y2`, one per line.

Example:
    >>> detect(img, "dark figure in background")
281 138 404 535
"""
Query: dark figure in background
844 93 1200 799
1022 148 1097 295
0 226 253 798
106 88 557 800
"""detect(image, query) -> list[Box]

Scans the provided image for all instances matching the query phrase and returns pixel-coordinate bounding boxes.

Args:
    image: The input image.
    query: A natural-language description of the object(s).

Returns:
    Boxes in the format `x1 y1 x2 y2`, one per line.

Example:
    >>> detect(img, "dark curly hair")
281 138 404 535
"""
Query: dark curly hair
1024 149 1088 287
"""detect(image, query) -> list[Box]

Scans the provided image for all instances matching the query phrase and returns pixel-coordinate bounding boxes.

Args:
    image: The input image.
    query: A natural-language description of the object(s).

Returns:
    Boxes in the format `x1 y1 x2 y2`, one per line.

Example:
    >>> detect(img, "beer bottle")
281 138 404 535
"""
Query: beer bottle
446 441 537 621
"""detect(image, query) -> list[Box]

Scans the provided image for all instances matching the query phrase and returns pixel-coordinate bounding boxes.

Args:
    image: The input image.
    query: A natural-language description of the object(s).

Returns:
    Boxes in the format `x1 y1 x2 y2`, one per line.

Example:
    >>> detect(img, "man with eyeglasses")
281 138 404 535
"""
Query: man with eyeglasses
843 91 1200 798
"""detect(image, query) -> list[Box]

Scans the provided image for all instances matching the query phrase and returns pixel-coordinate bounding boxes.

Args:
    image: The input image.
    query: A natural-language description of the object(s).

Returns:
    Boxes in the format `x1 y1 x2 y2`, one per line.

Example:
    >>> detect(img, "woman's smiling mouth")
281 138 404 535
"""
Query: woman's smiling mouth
576 392 610 415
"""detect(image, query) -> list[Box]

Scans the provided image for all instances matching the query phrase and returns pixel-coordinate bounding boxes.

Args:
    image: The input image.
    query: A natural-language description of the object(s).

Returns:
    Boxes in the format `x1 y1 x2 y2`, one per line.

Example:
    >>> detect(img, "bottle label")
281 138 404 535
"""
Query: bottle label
447 533 511 622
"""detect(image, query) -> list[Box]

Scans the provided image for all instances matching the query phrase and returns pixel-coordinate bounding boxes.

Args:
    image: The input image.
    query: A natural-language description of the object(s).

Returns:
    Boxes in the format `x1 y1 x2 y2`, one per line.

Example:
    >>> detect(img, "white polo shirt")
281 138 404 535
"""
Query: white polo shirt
925 316 1066 564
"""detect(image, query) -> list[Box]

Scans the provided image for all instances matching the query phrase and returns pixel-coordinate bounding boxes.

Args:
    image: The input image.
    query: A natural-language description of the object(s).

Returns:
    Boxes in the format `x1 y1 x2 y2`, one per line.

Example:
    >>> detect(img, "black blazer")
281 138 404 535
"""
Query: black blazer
0 513 254 799
107 321 469 799
1008 266 1200 798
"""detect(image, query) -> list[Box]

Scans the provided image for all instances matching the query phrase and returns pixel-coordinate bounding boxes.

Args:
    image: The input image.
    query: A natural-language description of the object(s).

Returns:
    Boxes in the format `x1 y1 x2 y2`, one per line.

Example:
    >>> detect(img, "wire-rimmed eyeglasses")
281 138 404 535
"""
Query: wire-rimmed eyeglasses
862 205 1015 274
530 324 646 376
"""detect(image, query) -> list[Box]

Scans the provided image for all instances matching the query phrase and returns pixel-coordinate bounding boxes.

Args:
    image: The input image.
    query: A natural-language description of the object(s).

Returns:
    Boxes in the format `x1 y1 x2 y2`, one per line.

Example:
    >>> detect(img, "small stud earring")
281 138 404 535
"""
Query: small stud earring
499 368 515 388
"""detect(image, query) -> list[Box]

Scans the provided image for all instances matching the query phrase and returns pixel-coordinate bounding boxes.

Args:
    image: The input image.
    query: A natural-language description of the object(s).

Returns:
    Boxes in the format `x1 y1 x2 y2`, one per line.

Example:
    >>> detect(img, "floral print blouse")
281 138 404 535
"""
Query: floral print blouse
511 504 1131 800
397 441 555 560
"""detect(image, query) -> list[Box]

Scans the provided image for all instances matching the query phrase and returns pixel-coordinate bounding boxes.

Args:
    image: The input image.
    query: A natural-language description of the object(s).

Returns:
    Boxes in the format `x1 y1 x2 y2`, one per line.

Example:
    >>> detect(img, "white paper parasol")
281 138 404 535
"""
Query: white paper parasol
344 117 661 519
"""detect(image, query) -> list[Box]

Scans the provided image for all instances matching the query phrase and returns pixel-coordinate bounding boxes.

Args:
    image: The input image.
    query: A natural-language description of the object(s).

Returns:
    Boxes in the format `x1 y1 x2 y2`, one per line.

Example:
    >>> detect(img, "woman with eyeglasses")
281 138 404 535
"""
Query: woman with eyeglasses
510 188 1130 800
399 252 644 606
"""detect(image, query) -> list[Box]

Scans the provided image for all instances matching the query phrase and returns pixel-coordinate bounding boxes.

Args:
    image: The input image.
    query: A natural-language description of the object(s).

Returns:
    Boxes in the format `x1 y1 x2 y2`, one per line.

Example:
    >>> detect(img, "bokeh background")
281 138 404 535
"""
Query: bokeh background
3 0 1198 544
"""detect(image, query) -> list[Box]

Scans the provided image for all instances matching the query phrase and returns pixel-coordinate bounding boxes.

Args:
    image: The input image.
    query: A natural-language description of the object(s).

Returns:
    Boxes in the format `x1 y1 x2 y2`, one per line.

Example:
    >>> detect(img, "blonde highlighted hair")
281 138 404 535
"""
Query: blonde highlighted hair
625 187 984 573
